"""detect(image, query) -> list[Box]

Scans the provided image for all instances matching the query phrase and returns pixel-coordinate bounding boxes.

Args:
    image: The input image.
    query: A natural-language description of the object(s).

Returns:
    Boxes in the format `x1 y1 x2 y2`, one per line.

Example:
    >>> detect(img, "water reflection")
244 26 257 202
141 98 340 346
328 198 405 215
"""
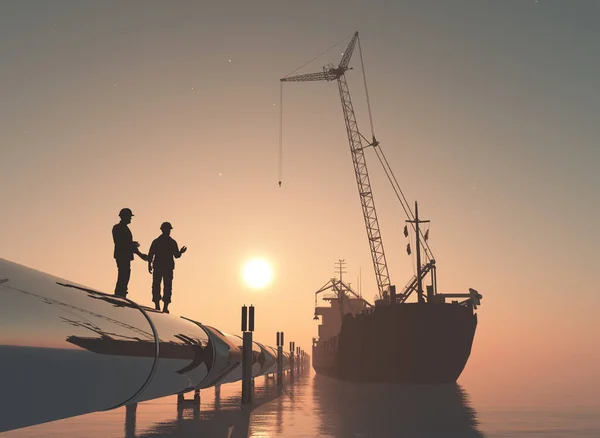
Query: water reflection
128 376 283 437
313 374 484 438
121 371 482 437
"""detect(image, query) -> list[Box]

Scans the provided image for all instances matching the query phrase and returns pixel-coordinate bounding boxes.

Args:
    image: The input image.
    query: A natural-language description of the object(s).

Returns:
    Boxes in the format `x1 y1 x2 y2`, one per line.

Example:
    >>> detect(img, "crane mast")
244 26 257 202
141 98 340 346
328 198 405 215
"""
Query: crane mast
281 32 391 299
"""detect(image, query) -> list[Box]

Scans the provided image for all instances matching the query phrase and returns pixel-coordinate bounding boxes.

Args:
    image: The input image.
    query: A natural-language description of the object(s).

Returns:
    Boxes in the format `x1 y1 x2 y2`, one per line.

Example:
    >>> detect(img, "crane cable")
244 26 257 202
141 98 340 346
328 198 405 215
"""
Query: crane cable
356 37 413 224
282 34 353 79
356 38 434 261
357 35 375 139
374 144 434 261
357 35 429 258
279 34 353 186
279 81 283 187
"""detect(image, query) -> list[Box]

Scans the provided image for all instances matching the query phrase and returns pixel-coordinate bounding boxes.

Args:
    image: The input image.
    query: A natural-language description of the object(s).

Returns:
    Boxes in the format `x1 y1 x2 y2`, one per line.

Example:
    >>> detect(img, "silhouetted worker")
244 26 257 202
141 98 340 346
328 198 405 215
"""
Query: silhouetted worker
148 222 187 313
112 208 148 298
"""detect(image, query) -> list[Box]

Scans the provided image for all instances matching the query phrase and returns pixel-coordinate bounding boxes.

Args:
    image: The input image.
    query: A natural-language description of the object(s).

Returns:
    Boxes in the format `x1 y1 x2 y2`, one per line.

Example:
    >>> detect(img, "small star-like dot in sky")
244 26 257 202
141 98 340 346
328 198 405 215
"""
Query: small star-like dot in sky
228 59 232 63
273 103 276 106
218 173 222 176
113 84 117 87
191 87 194 91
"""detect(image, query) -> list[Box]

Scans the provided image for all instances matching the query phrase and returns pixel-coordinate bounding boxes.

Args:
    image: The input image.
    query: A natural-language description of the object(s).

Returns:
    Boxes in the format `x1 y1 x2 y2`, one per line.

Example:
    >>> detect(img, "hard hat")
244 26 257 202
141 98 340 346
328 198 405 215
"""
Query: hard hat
119 208 134 218
160 222 173 231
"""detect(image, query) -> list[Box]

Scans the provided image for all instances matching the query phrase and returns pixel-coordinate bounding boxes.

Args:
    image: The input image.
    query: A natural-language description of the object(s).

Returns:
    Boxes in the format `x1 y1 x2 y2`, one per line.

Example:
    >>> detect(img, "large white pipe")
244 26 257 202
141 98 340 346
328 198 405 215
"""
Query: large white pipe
0 258 288 433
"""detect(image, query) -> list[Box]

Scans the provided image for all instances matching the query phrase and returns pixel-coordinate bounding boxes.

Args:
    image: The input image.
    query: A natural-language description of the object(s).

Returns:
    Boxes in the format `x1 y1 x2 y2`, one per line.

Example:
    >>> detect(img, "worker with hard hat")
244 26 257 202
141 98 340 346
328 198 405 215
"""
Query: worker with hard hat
112 208 148 298
147 221 187 313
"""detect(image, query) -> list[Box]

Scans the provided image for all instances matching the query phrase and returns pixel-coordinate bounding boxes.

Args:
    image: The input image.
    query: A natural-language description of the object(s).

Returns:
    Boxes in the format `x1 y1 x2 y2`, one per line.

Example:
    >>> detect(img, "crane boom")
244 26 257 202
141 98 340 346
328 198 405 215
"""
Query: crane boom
280 71 335 82
281 32 391 299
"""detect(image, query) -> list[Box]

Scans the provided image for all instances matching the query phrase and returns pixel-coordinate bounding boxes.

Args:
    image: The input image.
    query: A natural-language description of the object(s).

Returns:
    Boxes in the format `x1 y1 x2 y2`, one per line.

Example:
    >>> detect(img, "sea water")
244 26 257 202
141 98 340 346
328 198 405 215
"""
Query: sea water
2 369 599 437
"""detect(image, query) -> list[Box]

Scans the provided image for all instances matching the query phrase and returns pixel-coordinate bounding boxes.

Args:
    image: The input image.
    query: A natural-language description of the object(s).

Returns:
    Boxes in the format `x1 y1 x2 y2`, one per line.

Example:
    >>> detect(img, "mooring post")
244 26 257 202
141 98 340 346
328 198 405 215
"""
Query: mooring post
177 388 200 406
303 351 307 372
290 341 295 379
304 351 307 371
241 305 254 405
276 331 284 389
125 403 137 438
305 352 308 371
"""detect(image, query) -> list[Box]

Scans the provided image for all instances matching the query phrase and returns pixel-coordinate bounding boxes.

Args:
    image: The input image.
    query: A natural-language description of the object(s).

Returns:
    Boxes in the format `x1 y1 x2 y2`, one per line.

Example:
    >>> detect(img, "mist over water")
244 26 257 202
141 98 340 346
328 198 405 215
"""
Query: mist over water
4 369 599 437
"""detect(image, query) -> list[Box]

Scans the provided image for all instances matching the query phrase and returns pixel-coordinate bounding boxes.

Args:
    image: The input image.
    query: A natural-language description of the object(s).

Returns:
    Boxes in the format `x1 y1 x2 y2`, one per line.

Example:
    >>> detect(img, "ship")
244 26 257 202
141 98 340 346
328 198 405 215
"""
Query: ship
281 32 483 383
311 263 481 383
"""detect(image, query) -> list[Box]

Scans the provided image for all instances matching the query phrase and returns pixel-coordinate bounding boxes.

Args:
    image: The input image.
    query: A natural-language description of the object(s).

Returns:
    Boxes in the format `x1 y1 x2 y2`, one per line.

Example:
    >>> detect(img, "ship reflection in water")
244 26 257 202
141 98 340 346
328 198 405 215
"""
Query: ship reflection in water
311 375 482 438
121 372 482 438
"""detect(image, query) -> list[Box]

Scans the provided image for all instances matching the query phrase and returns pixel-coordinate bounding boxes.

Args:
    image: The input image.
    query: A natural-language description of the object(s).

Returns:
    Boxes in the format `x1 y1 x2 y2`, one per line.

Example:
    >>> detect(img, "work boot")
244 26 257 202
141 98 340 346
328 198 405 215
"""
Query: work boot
154 301 160 311
163 303 169 314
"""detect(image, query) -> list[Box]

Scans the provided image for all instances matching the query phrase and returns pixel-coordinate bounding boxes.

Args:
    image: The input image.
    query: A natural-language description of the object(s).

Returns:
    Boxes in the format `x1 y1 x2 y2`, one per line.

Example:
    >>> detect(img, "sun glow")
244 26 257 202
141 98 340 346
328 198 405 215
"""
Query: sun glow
242 258 273 289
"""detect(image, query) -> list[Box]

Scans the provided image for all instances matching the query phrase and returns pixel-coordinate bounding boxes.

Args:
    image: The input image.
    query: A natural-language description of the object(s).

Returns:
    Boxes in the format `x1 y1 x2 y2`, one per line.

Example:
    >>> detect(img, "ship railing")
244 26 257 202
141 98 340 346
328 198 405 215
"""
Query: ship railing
436 288 483 309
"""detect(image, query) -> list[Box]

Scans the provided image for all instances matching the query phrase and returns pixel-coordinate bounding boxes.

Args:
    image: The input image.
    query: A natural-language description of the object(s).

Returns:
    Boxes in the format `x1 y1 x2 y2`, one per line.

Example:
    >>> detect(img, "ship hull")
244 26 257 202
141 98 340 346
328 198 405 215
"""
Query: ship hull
313 302 477 383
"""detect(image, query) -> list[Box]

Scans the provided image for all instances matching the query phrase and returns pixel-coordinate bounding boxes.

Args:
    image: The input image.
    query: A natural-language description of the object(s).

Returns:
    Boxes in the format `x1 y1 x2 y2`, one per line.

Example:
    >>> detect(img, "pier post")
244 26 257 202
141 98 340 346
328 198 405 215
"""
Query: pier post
302 351 306 372
177 389 200 406
241 305 255 405
125 403 137 438
276 332 284 389
290 341 296 380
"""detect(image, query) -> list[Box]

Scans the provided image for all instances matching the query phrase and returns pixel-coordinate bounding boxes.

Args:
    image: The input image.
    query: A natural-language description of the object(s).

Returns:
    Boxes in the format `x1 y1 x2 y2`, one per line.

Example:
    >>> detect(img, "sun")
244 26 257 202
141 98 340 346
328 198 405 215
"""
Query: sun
242 258 273 289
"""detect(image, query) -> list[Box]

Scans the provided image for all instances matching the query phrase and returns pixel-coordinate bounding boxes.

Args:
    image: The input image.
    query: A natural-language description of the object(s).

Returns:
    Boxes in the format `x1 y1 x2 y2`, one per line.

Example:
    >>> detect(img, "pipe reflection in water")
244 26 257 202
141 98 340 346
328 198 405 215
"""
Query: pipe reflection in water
127 375 286 438
119 357 486 438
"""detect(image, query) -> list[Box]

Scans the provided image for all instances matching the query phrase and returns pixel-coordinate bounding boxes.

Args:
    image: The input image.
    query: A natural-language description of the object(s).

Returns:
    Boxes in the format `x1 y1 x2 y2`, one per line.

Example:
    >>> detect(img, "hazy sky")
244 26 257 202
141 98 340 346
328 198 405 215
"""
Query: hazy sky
1 1 599 405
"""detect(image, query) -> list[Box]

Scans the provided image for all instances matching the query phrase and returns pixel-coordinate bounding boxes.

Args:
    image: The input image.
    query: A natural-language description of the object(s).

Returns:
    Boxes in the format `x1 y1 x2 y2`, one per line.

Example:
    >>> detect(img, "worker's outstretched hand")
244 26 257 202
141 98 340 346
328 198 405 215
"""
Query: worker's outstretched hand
140 253 148 262
180 246 187 254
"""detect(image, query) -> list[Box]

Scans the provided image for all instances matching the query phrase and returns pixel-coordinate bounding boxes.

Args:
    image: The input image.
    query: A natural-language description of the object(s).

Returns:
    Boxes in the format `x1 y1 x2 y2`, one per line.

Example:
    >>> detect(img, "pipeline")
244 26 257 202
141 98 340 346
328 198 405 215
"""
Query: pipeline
0 258 290 433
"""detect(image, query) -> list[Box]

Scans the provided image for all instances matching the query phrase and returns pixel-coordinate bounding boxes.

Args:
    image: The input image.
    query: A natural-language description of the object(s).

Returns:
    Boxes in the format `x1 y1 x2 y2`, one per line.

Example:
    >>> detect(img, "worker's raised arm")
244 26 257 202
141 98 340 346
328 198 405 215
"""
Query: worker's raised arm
173 240 187 258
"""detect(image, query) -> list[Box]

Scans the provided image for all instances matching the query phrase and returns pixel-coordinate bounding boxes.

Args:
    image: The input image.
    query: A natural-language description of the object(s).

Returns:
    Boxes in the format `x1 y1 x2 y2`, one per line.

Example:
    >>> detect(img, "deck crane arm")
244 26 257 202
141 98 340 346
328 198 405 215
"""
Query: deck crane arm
281 32 391 300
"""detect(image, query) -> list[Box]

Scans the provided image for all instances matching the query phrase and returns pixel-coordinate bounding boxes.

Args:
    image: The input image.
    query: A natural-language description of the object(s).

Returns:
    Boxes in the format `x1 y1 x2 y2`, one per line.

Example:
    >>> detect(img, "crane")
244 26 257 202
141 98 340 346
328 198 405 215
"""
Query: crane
281 32 391 300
